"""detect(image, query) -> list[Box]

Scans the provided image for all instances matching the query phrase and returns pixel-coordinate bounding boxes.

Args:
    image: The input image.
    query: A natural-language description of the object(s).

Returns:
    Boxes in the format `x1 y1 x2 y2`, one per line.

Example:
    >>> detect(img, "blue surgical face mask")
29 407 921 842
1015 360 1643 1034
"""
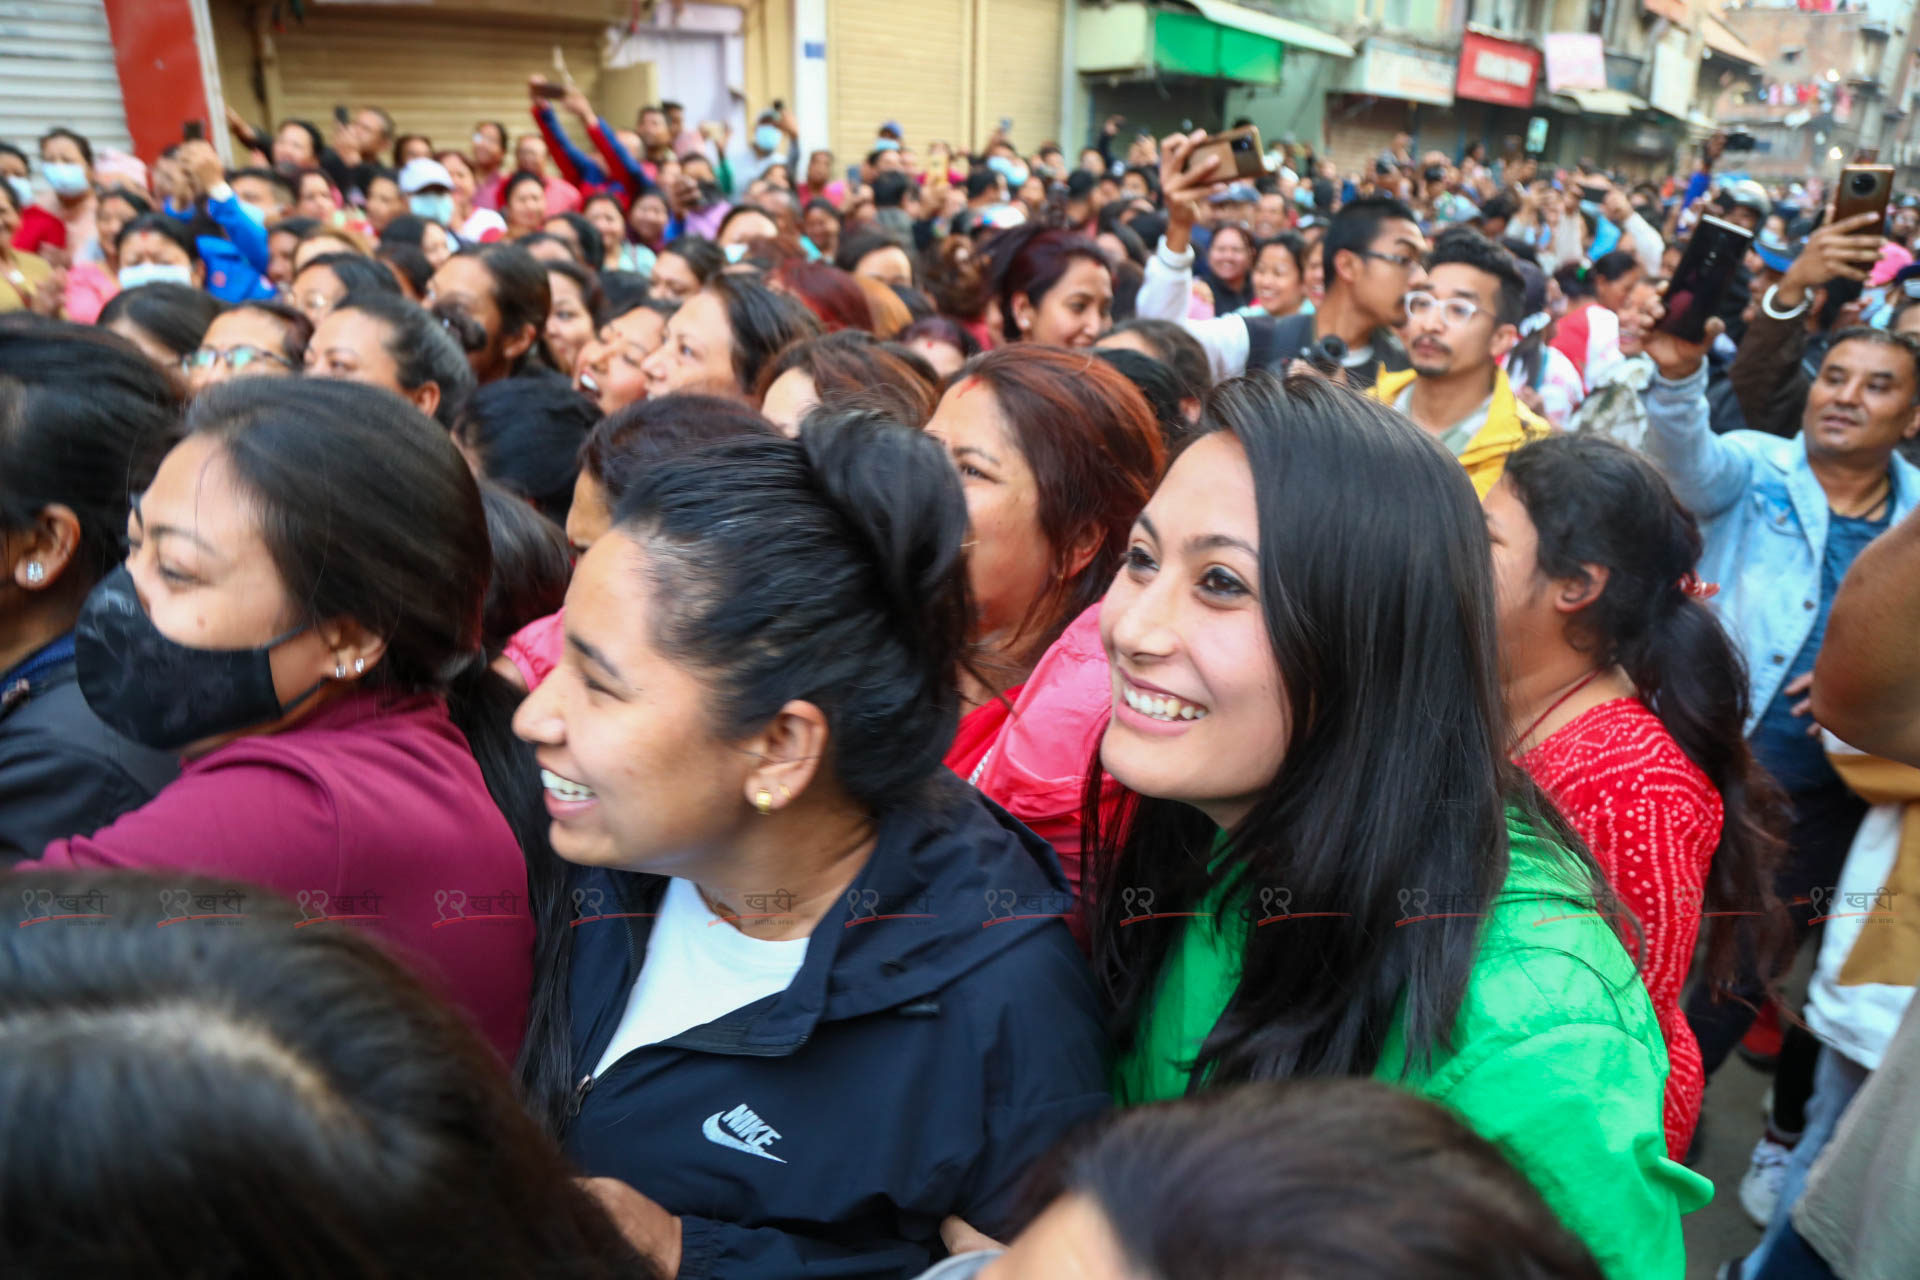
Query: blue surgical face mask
42 161 89 197
235 199 271 229
410 193 455 225
987 155 1029 189
754 124 783 153
119 262 194 290
5 175 30 207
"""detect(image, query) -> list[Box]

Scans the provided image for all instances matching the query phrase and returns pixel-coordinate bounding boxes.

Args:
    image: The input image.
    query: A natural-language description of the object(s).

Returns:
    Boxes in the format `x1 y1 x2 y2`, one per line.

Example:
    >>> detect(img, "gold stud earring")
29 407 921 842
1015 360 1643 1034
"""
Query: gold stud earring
753 788 775 815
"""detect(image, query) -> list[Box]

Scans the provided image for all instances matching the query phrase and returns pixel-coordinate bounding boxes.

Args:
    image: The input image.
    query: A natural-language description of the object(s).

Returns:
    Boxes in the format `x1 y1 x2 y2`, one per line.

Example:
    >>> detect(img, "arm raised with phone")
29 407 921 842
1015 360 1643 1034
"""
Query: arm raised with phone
1728 208 1883 438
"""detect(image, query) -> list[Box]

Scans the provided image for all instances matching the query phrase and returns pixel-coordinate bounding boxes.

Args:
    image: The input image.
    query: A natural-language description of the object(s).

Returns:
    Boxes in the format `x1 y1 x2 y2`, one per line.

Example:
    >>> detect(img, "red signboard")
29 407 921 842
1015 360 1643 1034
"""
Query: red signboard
1456 32 1541 109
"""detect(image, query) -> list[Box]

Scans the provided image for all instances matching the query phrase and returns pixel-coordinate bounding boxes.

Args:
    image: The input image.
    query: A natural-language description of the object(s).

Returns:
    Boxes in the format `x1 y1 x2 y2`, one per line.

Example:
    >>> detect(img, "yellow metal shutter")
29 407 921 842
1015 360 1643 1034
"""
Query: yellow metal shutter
271 13 605 168
979 0 1064 153
828 0 970 166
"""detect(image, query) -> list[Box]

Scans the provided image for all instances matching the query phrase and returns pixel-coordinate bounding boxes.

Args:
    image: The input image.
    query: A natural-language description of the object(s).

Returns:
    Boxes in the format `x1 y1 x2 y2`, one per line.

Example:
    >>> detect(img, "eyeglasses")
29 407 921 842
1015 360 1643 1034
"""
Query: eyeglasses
1359 249 1420 271
1403 291 1488 326
182 345 294 374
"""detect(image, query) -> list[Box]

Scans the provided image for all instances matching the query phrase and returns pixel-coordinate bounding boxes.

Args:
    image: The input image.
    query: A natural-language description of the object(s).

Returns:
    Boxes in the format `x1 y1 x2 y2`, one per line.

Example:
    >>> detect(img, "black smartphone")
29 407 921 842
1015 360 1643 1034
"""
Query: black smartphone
1656 214 1754 342
334 105 350 126
182 119 205 142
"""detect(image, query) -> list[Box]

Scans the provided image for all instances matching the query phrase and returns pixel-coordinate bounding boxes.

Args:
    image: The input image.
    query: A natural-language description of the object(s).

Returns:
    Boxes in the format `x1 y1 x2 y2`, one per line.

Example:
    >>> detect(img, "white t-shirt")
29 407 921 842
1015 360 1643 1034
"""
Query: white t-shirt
592 876 810 1078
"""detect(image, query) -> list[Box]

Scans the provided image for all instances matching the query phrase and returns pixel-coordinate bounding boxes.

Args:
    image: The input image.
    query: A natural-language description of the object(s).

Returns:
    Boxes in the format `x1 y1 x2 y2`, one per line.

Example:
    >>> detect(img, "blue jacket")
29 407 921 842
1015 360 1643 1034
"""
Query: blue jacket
560 776 1109 1278
163 194 275 303
1644 364 1920 731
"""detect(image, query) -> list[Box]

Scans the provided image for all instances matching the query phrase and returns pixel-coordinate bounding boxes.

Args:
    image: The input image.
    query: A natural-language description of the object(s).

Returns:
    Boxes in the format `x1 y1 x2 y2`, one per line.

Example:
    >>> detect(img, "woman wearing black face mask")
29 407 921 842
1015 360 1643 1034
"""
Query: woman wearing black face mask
28 378 540 1066
0 320 181 860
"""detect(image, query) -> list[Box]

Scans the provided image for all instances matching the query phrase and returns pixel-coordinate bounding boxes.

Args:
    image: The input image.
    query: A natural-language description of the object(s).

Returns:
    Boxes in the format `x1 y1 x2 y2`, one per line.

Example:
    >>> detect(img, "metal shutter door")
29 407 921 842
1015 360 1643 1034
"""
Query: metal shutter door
272 13 604 166
980 0 1063 153
828 0 969 165
0 0 133 159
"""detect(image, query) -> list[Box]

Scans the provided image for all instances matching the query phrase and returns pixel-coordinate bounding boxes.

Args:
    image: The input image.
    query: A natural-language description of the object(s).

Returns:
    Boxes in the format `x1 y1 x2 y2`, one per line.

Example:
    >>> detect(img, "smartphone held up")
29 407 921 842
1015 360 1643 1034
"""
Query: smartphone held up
1656 214 1753 343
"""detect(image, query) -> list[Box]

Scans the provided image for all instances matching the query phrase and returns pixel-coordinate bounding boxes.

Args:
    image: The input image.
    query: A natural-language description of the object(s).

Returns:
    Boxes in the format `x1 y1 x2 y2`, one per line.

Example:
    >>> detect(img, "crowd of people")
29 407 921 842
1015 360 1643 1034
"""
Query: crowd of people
3 80 1920 1280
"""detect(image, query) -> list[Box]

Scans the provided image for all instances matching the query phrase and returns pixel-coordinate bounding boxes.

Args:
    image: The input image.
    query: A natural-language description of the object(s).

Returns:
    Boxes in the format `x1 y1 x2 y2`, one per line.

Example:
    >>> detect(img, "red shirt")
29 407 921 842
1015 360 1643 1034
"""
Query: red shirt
12 206 66 255
35 689 533 1062
945 690 1019 784
1521 696 1721 1158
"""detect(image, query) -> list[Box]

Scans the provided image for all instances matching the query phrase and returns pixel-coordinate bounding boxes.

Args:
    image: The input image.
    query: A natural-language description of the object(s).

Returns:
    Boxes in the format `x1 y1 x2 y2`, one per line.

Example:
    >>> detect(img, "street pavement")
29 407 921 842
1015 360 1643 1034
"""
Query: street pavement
1684 1049 1773 1278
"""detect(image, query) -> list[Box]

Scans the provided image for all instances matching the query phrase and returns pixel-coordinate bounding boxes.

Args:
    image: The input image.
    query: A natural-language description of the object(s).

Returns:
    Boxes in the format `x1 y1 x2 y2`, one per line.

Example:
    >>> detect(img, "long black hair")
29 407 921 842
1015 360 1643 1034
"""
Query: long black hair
1502 435 1789 991
183 378 553 925
519 410 971 1132
1087 375 1590 1084
0 871 654 1278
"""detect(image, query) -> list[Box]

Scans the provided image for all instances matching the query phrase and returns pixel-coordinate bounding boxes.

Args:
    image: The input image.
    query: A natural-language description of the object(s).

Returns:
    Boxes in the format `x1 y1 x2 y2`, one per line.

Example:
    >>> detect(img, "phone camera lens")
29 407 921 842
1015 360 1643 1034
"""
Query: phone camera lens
1853 174 1876 194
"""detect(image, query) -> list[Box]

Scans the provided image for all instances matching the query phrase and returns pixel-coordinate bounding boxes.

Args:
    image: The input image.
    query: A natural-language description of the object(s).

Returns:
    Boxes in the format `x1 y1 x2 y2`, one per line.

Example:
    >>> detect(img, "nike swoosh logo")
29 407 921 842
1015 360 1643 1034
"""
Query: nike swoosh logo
702 1111 786 1163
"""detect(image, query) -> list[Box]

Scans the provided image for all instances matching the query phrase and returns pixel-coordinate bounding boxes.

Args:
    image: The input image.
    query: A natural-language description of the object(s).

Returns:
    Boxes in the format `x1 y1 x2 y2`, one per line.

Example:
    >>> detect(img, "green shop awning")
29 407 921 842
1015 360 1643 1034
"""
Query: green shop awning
1076 1 1352 87
1156 8 1286 81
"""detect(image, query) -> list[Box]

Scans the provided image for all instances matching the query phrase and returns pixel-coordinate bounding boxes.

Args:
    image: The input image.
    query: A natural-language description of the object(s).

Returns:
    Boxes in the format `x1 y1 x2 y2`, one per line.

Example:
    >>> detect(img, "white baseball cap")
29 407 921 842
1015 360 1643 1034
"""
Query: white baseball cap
399 157 454 194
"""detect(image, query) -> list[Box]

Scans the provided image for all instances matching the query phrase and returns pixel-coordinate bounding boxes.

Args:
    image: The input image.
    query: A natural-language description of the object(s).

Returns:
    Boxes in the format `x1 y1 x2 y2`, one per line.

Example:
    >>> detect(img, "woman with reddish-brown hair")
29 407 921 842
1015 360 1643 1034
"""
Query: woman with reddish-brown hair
770 259 874 333
981 224 1115 349
755 329 939 434
926 345 1164 891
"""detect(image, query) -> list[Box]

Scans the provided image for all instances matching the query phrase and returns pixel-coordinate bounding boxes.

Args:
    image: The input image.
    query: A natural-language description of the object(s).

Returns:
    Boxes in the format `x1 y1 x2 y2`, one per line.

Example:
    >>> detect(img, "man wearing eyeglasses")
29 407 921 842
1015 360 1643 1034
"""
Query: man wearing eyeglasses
1371 227 1546 498
1138 134 1425 390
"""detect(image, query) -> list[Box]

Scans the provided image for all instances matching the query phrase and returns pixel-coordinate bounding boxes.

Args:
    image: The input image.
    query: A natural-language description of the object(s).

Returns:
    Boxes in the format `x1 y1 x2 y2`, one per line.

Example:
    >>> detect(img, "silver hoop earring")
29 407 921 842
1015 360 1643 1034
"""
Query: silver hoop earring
353 658 365 674
334 663 347 679
24 562 45 584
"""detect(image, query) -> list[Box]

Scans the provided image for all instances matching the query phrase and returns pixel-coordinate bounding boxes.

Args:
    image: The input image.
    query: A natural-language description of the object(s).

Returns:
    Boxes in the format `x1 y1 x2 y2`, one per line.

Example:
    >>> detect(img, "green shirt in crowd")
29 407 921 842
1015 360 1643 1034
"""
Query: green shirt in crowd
1112 810 1713 1280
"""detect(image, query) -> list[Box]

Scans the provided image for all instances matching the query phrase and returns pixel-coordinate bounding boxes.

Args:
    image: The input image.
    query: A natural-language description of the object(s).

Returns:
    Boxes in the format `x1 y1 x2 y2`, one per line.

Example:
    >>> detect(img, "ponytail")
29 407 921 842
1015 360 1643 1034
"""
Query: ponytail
1619 589 1791 991
1504 436 1791 993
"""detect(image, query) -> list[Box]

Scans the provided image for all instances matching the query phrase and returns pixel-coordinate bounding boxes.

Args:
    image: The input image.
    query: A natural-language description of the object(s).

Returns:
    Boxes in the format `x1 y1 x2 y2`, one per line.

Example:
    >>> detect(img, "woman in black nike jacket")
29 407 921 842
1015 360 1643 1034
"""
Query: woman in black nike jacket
512 408 1109 1279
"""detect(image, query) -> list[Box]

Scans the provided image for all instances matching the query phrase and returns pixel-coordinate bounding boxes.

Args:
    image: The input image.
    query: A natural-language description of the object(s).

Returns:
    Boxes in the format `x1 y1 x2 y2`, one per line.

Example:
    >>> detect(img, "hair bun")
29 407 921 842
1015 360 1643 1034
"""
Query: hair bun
798 410 972 680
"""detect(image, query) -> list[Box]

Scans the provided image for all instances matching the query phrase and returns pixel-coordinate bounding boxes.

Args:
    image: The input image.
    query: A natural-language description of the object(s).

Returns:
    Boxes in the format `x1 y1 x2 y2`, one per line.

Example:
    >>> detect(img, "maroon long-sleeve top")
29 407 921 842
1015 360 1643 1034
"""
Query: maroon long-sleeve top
34 689 533 1062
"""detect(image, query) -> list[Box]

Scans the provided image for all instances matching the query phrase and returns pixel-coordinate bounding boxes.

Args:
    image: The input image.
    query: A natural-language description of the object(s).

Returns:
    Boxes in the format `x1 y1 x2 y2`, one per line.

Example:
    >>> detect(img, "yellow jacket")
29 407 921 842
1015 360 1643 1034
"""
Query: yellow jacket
1372 366 1549 498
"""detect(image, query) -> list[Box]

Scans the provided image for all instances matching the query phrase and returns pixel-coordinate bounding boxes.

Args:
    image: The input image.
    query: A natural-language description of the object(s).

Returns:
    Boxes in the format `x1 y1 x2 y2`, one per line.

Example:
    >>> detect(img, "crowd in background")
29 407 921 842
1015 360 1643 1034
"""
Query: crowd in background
4 75 1920 1280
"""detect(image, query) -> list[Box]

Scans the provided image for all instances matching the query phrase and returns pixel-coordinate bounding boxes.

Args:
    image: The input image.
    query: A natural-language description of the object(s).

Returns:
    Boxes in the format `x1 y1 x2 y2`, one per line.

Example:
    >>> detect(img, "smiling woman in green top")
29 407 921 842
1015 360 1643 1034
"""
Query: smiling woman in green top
1085 374 1711 1280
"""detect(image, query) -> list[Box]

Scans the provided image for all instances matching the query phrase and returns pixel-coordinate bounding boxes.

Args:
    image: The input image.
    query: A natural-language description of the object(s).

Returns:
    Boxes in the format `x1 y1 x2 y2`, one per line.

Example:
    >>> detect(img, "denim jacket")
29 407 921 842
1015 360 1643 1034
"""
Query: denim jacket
1644 364 1920 733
